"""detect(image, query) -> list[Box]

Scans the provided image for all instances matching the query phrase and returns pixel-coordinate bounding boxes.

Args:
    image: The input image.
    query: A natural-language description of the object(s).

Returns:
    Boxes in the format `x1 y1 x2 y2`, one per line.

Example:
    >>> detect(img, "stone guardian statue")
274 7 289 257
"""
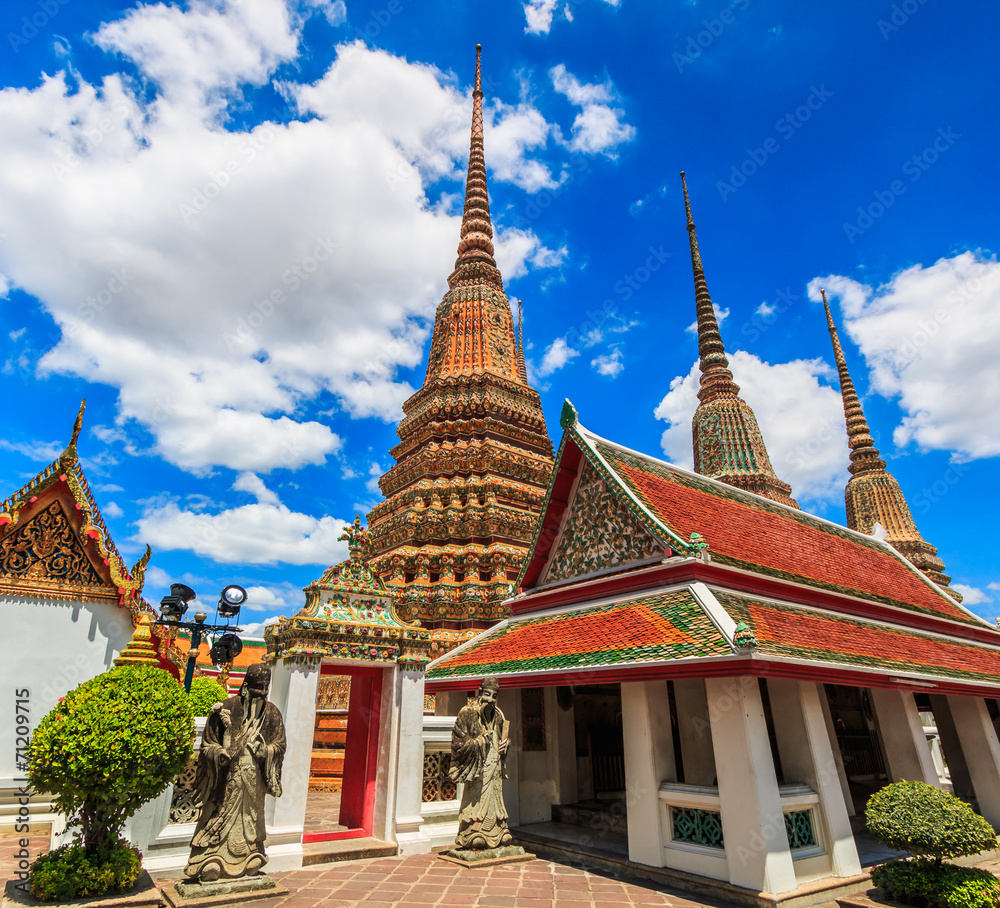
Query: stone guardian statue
448 676 514 850
184 664 286 882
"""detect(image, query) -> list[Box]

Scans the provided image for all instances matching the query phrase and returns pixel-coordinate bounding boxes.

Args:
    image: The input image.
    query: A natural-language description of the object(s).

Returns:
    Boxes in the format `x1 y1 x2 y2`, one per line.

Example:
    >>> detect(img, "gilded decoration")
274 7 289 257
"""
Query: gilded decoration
316 676 351 710
544 461 664 584
0 501 108 591
0 400 160 639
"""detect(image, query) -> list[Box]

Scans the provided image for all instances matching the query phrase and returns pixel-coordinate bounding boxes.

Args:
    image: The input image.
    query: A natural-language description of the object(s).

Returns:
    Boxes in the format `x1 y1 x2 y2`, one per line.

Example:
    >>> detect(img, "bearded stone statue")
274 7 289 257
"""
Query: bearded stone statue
448 676 514 850
184 664 286 882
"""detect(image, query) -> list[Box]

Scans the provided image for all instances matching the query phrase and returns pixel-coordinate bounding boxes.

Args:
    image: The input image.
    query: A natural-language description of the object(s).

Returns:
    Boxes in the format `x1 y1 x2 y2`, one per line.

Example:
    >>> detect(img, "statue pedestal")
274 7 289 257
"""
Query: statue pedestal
438 845 535 868
160 875 290 908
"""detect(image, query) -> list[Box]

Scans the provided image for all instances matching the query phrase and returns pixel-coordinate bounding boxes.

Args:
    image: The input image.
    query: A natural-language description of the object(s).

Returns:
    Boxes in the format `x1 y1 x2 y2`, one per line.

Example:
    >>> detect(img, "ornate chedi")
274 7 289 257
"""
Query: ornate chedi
265 517 431 668
680 173 799 509
820 289 960 600
366 46 554 644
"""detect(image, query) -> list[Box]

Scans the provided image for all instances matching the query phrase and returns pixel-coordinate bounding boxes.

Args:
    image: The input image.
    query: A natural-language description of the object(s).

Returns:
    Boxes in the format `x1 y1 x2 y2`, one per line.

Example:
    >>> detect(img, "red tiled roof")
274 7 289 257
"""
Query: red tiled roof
717 590 1000 686
426 589 730 681
591 439 978 627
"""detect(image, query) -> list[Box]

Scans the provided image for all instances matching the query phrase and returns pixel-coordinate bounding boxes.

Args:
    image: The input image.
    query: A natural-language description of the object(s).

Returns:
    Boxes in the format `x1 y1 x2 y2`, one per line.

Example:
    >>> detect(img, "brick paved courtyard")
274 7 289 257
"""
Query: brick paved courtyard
230 852 737 908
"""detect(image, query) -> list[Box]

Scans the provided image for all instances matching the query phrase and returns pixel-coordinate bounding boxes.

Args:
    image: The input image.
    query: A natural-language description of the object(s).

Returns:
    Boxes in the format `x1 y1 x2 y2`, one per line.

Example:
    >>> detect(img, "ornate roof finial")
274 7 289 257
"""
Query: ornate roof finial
820 289 959 599
340 514 369 561
820 289 885 476
680 173 740 404
449 44 501 289
61 399 86 465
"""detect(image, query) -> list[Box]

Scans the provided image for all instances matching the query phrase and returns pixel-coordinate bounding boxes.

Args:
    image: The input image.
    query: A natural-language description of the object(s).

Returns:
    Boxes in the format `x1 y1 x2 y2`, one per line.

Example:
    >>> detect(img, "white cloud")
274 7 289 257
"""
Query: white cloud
591 348 623 377
0 438 63 462
524 0 619 34
812 252 1000 461
523 0 559 34
0 23 562 475
305 0 346 27
103 501 125 518
951 584 990 606
93 0 303 116
365 462 383 495
242 582 303 612
538 337 580 376
988 582 1000 592
655 352 849 507
685 304 730 336
494 227 567 280
755 301 775 317
136 494 349 565
233 471 281 506
239 615 282 637
550 64 635 158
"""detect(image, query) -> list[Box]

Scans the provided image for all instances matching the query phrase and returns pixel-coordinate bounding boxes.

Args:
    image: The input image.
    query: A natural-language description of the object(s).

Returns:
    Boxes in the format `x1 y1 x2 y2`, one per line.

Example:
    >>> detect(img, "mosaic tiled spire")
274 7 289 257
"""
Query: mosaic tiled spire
367 46 554 640
680 172 799 509
820 289 959 599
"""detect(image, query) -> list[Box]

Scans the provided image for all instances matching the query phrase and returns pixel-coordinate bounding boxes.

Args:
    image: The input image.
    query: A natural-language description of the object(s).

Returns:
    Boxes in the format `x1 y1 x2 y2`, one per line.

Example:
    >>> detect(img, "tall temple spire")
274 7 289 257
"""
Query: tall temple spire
681 172 740 404
449 44 501 290
366 46 553 643
680 172 799 509
820 290 960 599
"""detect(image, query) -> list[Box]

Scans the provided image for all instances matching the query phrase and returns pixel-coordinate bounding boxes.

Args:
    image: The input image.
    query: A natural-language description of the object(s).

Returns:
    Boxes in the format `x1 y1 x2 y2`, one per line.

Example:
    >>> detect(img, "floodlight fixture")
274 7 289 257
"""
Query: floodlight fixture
210 633 243 667
160 582 196 621
218 584 247 619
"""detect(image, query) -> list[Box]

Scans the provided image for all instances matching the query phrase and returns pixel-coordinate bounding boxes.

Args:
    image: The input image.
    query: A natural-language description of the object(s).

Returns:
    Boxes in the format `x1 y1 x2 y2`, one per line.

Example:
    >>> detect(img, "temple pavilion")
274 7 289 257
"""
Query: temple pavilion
423 174 1000 901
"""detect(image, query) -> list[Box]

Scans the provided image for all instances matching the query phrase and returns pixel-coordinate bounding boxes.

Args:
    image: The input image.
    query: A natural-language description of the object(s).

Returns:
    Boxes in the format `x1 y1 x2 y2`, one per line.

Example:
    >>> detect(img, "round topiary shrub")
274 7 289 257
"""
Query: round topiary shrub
187 677 229 717
28 839 141 903
28 664 193 898
866 781 997 861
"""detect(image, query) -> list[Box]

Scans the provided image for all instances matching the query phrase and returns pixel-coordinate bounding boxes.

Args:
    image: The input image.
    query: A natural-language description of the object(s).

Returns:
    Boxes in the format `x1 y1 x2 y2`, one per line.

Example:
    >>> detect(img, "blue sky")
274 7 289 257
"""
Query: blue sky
1 0 998 630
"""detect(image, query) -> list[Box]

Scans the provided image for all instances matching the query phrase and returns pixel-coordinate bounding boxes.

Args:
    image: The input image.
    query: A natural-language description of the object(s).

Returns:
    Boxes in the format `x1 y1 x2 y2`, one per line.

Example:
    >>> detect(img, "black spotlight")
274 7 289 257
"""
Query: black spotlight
218 584 247 619
210 633 243 667
160 583 196 621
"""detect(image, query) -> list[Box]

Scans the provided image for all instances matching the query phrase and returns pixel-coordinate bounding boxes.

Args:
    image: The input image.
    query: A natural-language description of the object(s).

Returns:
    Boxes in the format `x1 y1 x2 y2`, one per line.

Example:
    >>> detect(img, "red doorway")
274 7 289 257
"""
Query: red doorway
303 665 384 843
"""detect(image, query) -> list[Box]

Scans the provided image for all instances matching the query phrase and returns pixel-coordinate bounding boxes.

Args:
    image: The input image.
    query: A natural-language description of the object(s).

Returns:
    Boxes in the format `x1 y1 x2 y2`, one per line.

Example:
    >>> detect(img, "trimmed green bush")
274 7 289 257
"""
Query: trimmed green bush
872 858 1000 908
188 677 228 716
29 664 193 859
29 839 141 903
866 781 997 861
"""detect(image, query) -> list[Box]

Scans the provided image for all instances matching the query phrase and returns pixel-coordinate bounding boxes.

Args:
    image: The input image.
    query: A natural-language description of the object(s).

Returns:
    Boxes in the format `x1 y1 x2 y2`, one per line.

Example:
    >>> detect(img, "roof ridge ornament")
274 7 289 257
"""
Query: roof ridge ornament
61 399 86 466
559 399 579 430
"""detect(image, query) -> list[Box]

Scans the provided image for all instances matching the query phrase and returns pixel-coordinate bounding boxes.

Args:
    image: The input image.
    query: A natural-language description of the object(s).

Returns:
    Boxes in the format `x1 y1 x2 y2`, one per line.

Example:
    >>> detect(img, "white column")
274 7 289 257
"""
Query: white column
869 687 939 786
707 676 797 895
944 696 1000 828
266 660 319 871
621 681 675 867
393 669 432 855
768 680 862 878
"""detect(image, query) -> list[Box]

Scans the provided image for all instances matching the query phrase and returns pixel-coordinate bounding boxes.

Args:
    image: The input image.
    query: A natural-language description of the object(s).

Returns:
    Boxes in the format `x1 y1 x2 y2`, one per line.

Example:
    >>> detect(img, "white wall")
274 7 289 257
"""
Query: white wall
2 595 134 823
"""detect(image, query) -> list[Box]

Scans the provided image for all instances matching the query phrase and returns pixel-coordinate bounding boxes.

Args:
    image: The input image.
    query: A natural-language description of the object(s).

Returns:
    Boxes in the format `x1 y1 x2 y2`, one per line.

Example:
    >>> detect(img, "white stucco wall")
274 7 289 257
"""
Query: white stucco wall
2 595 133 822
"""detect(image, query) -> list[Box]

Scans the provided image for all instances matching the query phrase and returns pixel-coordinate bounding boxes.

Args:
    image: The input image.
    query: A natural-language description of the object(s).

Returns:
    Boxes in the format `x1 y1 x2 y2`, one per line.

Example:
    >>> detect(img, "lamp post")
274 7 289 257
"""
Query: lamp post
156 583 247 693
